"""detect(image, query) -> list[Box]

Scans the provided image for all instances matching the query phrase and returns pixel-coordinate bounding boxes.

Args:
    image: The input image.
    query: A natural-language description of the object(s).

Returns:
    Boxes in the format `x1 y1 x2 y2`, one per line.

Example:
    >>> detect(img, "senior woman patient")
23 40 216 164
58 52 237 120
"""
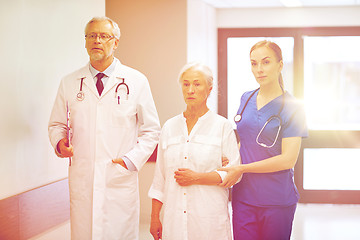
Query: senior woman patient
148 62 240 240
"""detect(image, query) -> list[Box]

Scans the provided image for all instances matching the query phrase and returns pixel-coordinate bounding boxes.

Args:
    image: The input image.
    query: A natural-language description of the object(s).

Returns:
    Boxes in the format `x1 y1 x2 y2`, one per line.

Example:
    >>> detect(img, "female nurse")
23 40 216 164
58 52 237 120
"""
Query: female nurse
219 40 308 240
148 62 240 240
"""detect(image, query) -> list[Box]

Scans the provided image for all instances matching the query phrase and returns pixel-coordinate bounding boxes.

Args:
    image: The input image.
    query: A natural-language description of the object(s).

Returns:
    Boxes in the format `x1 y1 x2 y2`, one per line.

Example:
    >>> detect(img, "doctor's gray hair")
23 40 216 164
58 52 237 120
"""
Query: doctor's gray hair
178 62 213 88
85 16 121 40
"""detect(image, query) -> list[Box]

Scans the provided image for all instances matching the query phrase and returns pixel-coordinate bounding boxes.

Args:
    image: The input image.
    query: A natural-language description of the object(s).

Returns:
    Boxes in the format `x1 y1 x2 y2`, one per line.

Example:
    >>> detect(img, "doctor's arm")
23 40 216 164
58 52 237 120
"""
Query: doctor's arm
48 78 73 158
219 137 301 188
122 78 161 171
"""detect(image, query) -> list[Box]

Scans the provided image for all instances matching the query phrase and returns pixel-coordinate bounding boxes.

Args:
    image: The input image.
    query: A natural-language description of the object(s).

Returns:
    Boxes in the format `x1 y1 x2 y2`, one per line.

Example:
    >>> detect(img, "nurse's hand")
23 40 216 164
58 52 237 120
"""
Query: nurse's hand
57 138 73 158
174 168 199 186
150 217 162 240
112 158 128 170
217 165 244 188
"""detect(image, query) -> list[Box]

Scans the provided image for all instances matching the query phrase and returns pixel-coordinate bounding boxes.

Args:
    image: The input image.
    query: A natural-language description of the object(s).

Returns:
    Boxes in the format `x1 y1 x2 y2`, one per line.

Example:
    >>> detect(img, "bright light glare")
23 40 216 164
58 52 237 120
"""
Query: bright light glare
304 148 360 190
304 36 360 130
280 0 302 7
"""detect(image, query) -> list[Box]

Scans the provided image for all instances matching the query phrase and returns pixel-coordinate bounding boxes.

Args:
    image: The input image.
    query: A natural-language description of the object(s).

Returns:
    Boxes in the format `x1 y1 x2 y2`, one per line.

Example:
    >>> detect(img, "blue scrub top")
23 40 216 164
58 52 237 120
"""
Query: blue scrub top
233 89 308 207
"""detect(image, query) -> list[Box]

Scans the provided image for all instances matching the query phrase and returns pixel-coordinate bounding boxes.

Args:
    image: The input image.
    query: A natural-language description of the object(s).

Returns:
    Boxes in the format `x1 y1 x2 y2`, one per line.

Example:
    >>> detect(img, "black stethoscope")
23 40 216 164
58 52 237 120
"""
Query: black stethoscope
234 87 285 148
76 77 129 103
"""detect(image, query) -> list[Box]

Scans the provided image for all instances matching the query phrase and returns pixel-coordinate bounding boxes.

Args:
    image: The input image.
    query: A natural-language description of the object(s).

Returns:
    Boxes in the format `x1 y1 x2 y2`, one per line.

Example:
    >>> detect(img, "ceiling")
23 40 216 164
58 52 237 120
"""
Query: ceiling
201 0 360 8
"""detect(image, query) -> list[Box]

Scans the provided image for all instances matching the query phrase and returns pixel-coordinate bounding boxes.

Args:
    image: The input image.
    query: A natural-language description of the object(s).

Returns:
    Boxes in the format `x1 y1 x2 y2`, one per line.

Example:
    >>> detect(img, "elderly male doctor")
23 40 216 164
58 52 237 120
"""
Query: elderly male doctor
48 16 160 239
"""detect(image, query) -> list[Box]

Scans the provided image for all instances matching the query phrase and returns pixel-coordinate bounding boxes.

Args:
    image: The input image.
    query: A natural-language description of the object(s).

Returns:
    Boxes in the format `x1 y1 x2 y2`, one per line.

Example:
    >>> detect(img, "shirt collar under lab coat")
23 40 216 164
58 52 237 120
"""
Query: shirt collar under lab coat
89 58 117 86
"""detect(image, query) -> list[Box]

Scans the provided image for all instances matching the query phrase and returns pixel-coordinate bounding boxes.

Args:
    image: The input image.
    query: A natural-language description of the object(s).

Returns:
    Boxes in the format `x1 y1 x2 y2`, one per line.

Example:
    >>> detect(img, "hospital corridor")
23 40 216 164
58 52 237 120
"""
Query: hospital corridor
1 0 360 240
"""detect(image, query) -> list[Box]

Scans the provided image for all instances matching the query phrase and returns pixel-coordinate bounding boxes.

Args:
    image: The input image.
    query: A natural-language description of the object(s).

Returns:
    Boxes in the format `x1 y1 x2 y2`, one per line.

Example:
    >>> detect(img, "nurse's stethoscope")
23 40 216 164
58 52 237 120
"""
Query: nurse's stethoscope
234 87 285 148
76 77 129 103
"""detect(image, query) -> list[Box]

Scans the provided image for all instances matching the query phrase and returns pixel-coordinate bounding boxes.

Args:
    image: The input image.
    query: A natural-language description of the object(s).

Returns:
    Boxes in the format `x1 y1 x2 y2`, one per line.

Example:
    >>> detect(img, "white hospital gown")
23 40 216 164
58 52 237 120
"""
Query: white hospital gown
148 111 240 240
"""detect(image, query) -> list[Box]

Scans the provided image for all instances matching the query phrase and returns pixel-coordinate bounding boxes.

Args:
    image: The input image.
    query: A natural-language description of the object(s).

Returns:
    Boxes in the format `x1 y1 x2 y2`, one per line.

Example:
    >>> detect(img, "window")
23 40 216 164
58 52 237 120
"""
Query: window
218 27 360 204
303 148 360 190
304 36 360 130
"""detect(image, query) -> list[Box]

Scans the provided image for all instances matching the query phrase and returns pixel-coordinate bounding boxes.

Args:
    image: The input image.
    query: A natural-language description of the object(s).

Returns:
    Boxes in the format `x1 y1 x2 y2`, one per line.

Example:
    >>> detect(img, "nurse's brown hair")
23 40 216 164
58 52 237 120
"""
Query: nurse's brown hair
250 40 284 89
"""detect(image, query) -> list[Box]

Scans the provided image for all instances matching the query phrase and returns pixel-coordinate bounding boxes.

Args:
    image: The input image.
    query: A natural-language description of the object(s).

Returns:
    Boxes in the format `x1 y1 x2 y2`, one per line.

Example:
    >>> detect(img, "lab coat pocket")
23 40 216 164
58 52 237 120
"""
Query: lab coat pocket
111 99 137 128
105 161 134 188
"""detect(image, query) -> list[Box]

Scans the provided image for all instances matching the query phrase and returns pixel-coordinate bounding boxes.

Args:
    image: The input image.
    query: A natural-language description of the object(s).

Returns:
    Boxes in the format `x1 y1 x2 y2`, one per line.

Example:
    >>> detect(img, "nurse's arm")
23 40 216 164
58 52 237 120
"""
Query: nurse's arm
174 168 222 186
244 136 302 173
220 137 301 174
218 137 301 187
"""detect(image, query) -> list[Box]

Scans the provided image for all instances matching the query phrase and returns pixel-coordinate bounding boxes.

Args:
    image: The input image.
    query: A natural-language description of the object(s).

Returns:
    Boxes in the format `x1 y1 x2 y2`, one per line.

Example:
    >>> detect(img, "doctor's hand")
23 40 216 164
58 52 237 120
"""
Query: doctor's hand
217 165 244 188
112 158 128 170
174 168 199 186
57 138 73 158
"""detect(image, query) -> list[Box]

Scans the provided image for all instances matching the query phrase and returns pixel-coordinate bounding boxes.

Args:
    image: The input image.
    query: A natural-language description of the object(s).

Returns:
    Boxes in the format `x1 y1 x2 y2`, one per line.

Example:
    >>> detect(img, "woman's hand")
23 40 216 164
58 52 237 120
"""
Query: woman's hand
217 165 244 188
150 217 162 240
174 168 199 186
222 156 229 167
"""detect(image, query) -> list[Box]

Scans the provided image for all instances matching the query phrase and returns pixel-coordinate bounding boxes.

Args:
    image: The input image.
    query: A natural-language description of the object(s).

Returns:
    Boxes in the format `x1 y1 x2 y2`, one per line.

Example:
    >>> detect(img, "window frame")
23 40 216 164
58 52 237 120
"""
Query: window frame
218 27 360 204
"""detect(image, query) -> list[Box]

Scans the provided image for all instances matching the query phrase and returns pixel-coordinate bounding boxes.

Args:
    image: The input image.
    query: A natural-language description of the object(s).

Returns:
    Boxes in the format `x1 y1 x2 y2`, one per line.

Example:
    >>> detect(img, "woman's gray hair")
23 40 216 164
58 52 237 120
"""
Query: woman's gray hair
85 16 121 39
178 62 213 88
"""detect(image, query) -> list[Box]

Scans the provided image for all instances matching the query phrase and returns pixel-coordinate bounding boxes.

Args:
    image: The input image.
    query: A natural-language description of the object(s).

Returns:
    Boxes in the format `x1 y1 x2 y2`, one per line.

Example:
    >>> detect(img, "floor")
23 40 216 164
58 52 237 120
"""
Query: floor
30 203 360 240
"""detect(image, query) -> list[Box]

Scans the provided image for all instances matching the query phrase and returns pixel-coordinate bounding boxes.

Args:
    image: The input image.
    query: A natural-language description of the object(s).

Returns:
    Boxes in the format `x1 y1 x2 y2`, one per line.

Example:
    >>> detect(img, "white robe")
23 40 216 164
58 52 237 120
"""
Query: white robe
48 58 160 240
149 111 240 240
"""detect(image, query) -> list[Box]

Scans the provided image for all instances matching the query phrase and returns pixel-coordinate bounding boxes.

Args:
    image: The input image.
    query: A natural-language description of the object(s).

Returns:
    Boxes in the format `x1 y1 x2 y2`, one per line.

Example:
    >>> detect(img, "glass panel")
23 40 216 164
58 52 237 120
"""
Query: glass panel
304 36 360 130
303 148 360 190
227 37 294 127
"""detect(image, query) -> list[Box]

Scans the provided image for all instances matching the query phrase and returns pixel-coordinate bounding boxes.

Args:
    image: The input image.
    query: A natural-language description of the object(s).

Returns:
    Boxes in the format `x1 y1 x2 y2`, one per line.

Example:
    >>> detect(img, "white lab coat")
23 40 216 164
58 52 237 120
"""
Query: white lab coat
148 111 240 240
48 58 160 240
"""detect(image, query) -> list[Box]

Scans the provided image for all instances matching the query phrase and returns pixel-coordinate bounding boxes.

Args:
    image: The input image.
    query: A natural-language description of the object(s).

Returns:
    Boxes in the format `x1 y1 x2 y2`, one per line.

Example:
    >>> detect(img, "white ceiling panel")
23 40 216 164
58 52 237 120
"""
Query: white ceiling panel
201 0 360 8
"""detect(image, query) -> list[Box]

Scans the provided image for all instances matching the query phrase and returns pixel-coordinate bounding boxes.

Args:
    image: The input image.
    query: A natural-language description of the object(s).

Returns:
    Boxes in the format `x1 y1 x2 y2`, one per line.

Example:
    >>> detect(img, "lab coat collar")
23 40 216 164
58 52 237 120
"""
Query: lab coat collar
75 58 125 99
76 64 98 98
101 58 125 97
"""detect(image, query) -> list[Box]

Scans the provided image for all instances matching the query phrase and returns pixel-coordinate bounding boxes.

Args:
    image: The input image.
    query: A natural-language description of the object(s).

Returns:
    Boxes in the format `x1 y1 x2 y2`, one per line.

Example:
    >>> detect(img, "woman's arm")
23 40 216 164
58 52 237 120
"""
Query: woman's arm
219 137 302 187
150 199 163 240
174 168 222 186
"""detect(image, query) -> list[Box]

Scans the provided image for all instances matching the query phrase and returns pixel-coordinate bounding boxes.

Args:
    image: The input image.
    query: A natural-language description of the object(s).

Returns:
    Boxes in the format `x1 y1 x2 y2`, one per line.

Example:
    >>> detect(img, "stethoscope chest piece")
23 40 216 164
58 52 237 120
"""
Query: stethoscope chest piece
77 77 85 101
234 114 242 123
77 91 84 101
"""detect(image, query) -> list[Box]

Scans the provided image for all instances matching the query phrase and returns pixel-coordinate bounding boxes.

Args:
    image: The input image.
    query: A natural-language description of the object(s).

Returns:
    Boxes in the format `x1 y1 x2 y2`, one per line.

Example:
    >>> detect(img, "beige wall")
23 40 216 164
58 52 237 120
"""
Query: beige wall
107 0 188 126
106 0 188 223
0 0 105 200
187 0 217 112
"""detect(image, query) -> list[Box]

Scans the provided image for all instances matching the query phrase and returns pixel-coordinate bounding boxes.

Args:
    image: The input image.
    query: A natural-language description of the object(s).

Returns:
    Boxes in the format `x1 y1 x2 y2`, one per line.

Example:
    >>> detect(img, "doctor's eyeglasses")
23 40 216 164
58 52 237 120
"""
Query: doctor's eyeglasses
85 33 115 42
